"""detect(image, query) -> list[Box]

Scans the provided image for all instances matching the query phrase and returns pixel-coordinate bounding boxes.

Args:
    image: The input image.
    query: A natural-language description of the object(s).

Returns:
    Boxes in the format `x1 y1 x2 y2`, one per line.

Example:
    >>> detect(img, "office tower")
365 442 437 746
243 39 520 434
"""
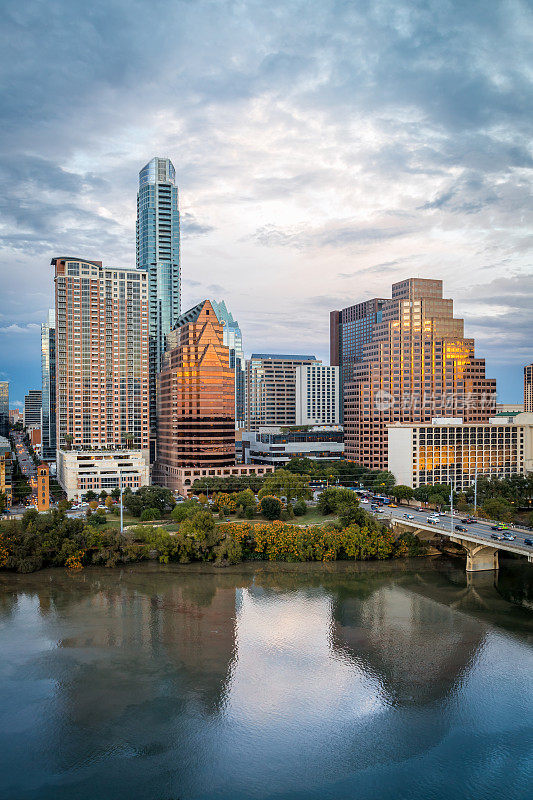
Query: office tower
24 390 42 428
0 381 8 436
388 413 533 491
51 257 149 455
41 309 56 461
295 364 339 426
245 354 321 431
330 298 386 420
211 300 245 428
342 278 497 470
525 364 533 413
155 300 235 489
136 157 181 458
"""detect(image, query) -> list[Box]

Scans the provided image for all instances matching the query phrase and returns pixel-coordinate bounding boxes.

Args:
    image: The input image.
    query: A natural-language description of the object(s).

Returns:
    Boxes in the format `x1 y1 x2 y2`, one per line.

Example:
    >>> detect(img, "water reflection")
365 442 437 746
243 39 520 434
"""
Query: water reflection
0 561 531 800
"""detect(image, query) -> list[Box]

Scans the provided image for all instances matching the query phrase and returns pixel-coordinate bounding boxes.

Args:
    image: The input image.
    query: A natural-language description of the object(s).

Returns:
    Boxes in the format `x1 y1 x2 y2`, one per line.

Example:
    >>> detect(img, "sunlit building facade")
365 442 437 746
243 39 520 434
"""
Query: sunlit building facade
388 413 533 491
41 309 56 461
136 157 181 458
52 258 149 457
342 278 497 470
155 300 236 489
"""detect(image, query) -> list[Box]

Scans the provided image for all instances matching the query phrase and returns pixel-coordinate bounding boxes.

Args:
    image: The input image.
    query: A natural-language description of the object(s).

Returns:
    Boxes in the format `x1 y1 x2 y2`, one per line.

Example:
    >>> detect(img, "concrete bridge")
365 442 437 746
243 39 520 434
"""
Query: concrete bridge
385 511 533 573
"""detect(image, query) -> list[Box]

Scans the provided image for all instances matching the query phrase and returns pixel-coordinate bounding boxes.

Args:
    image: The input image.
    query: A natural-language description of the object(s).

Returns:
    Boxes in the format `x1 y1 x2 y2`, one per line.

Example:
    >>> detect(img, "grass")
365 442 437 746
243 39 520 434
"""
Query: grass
93 509 339 532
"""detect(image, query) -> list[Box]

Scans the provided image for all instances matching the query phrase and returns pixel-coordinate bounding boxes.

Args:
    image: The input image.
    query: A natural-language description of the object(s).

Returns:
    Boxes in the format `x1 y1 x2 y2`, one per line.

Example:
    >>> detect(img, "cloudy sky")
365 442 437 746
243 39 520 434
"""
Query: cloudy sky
1 0 532 406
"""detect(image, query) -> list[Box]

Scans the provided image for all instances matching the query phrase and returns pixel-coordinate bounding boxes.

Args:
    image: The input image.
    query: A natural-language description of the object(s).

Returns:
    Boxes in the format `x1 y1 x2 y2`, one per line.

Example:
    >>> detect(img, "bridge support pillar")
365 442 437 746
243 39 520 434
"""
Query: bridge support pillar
451 537 499 572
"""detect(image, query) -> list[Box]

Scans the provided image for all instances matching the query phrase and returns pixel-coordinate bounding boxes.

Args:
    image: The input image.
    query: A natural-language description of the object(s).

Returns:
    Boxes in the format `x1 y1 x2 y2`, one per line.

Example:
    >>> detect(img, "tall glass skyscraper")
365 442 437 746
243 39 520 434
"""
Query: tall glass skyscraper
211 300 245 428
41 309 56 461
136 157 181 458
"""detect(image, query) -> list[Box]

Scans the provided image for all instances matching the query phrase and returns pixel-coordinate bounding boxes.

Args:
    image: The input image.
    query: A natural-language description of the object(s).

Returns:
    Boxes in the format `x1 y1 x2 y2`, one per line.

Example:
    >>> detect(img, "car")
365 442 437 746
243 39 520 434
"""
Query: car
465 518 477 524
361 499 369 504
461 518 470 523
455 525 467 532
403 513 414 519
491 533 504 540
491 525 500 530
502 534 515 541
377 508 384 513
427 517 438 524
389 503 397 508
524 539 533 546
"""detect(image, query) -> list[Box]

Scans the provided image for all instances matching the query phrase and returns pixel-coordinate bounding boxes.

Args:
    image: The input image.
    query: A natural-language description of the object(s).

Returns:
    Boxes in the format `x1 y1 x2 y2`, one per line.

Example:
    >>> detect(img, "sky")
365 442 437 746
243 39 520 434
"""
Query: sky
0 0 532 407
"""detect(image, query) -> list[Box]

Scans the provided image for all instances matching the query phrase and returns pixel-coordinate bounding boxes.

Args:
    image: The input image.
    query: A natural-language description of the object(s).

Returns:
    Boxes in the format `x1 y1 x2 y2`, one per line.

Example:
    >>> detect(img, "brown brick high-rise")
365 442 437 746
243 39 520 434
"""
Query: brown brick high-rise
342 278 497 470
155 300 235 488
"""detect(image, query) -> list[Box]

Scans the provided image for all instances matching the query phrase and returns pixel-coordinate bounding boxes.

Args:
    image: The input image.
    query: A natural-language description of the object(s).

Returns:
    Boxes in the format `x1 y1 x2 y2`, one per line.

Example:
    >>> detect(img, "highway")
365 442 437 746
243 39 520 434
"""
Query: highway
364 500 533 560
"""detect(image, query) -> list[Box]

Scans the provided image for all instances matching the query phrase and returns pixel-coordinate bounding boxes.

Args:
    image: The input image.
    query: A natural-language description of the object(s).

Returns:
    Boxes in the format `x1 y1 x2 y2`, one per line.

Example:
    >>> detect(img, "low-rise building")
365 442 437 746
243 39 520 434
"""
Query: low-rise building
243 425 344 466
57 449 150 500
166 464 275 496
388 412 533 491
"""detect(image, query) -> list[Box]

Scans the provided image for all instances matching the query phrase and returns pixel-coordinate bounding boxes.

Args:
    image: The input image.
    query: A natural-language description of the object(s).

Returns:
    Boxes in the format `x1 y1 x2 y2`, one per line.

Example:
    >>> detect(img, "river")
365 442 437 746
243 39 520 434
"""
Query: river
0 558 532 800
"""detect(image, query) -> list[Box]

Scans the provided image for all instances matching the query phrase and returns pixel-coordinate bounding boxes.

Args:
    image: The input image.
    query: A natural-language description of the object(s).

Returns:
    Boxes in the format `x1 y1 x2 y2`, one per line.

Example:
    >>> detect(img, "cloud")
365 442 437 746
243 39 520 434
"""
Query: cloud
0 323 41 335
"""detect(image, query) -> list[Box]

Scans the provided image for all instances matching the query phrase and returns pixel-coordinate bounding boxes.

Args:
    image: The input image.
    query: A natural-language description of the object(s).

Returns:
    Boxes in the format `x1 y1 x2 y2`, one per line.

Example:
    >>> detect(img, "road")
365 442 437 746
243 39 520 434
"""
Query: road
11 431 37 480
364 501 533 557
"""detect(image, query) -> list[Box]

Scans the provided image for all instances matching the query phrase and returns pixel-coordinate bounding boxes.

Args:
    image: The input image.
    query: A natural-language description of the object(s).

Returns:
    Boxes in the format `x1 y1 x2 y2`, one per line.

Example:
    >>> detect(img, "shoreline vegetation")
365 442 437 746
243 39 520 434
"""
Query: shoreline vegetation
0 485 429 574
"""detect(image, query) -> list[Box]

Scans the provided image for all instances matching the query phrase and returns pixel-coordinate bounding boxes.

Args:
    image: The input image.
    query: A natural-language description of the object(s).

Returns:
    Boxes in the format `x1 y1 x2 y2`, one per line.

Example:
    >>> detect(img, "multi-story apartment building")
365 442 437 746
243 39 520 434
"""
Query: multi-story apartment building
52 257 149 465
341 278 496 470
41 309 56 461
388 412 533 491
211 300 246 428
245 354 321 431
330 298 386 421
525 364 533 413
295 364 339 426
23 390 42 428
155 300 236 489
0 382 8 437
136 157 181 459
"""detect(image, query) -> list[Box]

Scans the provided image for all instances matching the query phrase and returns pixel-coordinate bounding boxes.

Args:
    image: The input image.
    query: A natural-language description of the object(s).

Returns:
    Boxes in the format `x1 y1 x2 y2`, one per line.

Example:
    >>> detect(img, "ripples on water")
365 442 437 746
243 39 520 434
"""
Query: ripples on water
0 560 532 800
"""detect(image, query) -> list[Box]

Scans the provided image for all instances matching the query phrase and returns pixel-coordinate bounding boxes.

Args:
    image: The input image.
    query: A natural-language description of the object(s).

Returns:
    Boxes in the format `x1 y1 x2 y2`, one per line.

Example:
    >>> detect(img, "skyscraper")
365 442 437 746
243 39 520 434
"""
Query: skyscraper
341 278 497 470
295 364 339 426
211 300 245 428
136 157 181 458
525 363 533 413
41 309 56 461
0 381 8 437
51 257 149 454
245 354 321 431
154 300 235 489
24 390 42 428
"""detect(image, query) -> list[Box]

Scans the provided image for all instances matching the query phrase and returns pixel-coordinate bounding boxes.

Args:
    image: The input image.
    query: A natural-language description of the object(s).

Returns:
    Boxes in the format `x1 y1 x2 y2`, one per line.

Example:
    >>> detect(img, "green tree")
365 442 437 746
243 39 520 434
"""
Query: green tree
481 496 513 522
260 496 283 520
390 485 414 503
293 499 307 516
140 507 159 521
258 469 310 502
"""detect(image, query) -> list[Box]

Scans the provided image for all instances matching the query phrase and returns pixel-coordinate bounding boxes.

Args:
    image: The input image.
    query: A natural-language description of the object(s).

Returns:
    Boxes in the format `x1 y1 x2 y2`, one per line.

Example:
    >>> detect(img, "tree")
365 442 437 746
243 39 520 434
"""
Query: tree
105 496 115 509
111 488 120 500
293 499 307 516
258 469 310 502
140 508 159 521
260 496 283 520
64 434 74 451
481 497 513 522
0 492 6 514
317 487 339 515
89 500 99 511
171 499 200 522
99 490 108 501
123 432 135 449
390 485 414 503
84 490 98 501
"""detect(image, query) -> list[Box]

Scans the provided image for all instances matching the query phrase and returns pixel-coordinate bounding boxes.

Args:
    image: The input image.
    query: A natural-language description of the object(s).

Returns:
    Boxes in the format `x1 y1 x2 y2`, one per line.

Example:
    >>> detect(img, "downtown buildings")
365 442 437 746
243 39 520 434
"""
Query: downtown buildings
137 157 181 459
332 278 497 472
211 300 246 428
52 257 150 499
245 354 321 431
41 309 56 461
23 389 42 428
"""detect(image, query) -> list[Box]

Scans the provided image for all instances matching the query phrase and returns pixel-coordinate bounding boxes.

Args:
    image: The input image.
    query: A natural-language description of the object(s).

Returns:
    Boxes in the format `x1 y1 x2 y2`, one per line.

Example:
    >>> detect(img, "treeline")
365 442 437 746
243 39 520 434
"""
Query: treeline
0 490 427 574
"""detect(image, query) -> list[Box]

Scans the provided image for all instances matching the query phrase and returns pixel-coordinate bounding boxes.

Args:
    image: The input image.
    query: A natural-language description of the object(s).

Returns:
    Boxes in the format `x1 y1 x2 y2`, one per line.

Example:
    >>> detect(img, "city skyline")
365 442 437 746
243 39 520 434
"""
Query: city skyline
1 1 532 407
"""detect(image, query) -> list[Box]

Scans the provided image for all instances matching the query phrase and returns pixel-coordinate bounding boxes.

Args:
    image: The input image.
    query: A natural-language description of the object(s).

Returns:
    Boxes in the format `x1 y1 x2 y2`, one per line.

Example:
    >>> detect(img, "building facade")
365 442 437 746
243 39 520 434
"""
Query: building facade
30 463 49 512
41 309 56 461
136 157 181 458
57 449 150 501
330 298 385 421
342 278 496 470
525 364 533 413
243 426 344 466
155 300 236 490
0 382 8 437
388 413 533 491
52 257 149 458
23 390 42 428
245 354 321 431
295 364 339 426
211 300 246 428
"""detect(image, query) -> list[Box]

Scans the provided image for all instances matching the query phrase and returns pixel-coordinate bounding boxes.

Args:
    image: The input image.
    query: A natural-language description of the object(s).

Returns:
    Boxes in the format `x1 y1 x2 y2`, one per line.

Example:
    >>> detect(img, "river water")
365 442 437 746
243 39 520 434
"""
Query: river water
0 559 532 800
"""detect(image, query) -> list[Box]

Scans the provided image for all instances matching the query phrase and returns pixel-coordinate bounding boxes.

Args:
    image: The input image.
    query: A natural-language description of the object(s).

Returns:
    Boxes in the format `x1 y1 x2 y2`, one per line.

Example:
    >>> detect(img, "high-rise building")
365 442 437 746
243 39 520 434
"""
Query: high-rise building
24 390 42 428
525 364 533 413
341 278 497 470
51 257 149 457
0 381 8 436
155 300 236 489
211 300 245 428
41 309 56 461
245 354 321 431
295 364 339 426
136 157 181 458
330 298 386 420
